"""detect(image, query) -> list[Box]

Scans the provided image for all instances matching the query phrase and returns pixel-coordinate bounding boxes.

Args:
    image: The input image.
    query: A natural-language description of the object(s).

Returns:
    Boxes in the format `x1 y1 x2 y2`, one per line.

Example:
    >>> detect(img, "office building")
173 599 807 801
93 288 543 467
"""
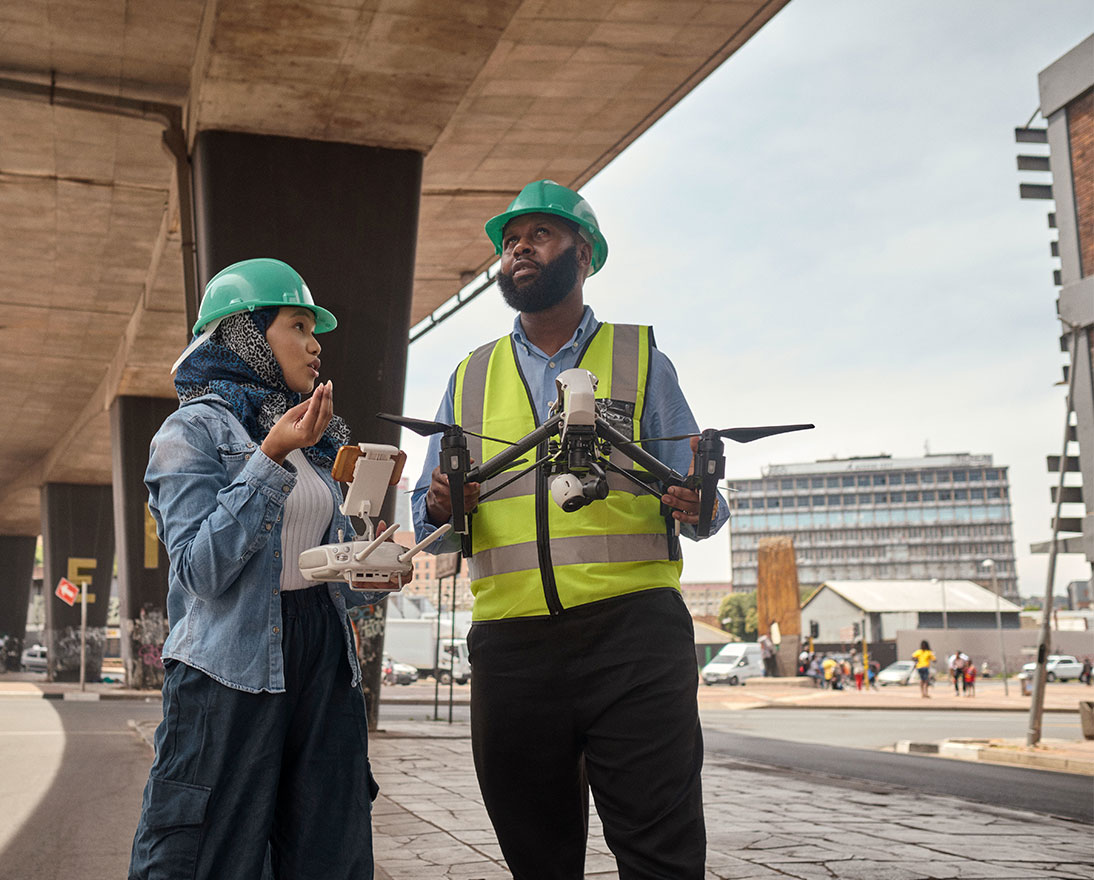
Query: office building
727 452 1019 600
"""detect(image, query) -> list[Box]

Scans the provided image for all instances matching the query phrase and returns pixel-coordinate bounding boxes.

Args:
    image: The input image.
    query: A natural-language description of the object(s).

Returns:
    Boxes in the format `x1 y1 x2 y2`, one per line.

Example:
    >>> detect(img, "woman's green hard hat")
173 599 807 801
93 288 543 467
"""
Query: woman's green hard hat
485 180 608 275
193 258 338 335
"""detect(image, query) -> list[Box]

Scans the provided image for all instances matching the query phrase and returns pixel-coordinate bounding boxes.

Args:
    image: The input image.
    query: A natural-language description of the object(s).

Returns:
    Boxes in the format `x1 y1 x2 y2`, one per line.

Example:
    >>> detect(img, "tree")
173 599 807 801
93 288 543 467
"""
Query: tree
718 591 758 641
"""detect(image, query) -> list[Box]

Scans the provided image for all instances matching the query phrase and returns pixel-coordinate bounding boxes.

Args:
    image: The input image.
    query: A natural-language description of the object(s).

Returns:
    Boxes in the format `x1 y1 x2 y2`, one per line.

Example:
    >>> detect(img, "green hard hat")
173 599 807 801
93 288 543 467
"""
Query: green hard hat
485 180 608 275
193 258 337 335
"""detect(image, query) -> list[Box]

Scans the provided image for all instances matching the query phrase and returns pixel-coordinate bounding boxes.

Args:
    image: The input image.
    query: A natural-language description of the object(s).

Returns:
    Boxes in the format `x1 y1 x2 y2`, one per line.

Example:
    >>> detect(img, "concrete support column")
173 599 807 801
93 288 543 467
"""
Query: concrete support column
0 535 37 670
41 484 114 682
111 396 177 689
191 129 423 727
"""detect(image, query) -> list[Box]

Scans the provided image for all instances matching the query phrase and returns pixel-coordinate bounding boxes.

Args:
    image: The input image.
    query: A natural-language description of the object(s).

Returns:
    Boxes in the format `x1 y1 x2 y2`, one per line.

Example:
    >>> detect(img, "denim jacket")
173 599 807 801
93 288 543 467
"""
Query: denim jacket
146 394 387 694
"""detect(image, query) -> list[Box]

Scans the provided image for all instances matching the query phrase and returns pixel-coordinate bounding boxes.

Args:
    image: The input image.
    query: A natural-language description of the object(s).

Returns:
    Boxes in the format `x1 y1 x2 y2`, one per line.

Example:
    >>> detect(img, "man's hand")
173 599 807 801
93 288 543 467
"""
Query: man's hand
261 381 334 465
425 466 481 527
661 435 717 526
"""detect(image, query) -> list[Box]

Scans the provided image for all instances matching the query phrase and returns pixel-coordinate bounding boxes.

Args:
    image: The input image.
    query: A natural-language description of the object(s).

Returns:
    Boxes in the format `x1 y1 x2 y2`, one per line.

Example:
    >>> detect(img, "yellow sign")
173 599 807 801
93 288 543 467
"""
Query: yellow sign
67 557 97 603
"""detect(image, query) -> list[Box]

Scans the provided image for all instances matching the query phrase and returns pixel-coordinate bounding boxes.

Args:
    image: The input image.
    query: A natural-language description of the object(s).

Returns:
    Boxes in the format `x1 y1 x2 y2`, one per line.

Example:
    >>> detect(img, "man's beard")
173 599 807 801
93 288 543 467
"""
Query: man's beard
498 245 580 313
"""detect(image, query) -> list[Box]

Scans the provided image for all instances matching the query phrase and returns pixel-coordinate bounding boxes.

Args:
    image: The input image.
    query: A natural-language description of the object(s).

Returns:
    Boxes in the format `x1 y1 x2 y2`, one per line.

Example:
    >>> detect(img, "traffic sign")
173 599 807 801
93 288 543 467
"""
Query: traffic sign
55 577 79 606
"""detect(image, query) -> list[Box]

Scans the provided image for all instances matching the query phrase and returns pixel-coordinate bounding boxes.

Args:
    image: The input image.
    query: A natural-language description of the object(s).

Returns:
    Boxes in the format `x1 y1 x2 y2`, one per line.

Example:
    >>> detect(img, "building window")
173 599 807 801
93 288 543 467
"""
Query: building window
903 473 917 484
922 490 936 501
812 477 824 488
874 492 888 503
781 479 793 490
953 489 968 500
766 498 780 508
827 477 839 487
970 488 984 500
873 474 887 485
969 470 982 481
906 490 919 502
857 475 870 486
953 470 967 481
842 476 854 487
939 490 952 501
813 495 826 506
891 491 904 503
922 472 935 483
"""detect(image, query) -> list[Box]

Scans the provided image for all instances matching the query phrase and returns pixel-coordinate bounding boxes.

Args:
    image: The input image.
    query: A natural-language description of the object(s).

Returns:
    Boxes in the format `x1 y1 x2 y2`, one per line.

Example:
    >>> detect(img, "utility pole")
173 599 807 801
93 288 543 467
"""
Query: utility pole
981 558 1009 696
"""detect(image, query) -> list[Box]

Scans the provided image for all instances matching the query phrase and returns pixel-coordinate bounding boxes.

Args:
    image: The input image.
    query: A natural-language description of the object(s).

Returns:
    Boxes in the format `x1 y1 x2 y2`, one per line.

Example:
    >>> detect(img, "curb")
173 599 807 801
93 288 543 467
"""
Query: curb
895 738 1094 775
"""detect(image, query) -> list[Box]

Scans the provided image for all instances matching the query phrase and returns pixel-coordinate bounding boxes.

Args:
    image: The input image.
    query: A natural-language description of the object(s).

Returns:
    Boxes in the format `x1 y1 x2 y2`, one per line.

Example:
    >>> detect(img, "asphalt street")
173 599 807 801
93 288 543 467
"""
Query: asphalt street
702 727 1094 824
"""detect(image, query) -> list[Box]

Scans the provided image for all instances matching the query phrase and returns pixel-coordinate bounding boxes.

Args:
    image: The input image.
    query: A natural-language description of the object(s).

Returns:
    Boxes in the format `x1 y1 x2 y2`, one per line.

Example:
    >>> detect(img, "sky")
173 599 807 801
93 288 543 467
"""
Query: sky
395 0 1094 599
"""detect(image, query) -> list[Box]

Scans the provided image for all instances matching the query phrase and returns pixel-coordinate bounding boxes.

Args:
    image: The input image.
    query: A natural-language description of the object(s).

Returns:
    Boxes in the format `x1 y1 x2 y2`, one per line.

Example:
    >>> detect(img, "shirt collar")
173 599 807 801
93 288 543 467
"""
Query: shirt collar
511 305 598 355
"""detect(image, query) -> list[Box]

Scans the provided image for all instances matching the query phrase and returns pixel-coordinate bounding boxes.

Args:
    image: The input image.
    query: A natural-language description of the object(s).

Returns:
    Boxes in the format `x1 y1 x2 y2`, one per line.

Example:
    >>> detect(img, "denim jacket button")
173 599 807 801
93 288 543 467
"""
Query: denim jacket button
265 523 272 531
272 589 279 596
282 485 290 493
273 550 280 558
273 626 280 634
245 453 251 460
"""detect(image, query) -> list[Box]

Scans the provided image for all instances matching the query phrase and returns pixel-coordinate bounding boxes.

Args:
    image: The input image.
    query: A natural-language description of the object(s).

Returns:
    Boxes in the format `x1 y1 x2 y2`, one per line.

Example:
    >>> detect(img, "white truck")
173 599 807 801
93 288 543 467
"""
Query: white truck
383 618 471 684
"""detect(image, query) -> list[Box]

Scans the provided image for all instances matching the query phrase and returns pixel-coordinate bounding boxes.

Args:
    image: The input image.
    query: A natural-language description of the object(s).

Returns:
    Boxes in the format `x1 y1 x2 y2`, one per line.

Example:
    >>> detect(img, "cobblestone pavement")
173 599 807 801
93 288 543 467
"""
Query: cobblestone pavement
370 722 1094 880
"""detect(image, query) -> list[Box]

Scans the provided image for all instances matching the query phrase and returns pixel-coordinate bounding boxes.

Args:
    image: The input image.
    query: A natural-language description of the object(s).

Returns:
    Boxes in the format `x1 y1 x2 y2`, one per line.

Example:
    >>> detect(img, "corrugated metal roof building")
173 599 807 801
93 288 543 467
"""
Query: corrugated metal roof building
802 579 1022 643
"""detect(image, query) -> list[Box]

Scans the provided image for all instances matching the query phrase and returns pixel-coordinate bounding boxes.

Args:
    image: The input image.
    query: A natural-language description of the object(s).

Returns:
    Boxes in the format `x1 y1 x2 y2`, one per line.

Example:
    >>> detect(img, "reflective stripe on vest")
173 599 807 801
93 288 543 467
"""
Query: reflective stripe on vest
454 322 682 620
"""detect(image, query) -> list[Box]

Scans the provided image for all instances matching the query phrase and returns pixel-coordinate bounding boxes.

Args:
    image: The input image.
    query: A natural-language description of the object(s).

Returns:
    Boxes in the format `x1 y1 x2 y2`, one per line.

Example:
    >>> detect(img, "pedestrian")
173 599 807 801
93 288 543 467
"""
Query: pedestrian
867 660 880 691
129 258 395 880
963 660 977 696
808 654 823 687
948 649 970 695
852 653 865 691
1080 657 1092 685
912 640 935 698
760 632 778 677
411 180 728 879
822 654 838 689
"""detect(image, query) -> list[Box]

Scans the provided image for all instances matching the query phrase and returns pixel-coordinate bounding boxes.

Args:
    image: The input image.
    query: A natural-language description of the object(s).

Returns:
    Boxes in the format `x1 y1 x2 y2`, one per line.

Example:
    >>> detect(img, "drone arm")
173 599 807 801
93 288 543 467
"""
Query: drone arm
599 459 666 500
466 414 562 484
594 417 686 488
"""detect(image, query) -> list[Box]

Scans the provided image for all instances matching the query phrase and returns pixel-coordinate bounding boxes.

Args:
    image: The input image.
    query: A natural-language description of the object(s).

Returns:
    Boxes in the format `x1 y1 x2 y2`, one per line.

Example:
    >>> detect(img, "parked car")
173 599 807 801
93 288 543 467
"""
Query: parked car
20 644 47 672
1018 655 1083 682
700 642 764 686
876 659 936 686
382 655 418 686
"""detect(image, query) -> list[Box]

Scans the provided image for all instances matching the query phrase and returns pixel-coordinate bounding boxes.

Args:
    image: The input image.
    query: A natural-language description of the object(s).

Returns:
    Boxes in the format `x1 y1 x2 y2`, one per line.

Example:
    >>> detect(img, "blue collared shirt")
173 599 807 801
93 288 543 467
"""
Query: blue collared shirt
146 395 387 694
412 306 728 549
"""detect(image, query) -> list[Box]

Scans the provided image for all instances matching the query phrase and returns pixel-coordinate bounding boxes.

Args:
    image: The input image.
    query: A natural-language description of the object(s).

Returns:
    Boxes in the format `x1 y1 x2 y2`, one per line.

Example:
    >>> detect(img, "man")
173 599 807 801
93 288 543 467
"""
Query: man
759 632 777 677
412 180 728 880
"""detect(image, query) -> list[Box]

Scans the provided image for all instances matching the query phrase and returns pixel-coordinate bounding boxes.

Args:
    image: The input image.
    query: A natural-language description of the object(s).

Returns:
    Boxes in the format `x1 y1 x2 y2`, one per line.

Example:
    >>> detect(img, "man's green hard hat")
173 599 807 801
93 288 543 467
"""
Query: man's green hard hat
193 258 337 335
485 180 608 275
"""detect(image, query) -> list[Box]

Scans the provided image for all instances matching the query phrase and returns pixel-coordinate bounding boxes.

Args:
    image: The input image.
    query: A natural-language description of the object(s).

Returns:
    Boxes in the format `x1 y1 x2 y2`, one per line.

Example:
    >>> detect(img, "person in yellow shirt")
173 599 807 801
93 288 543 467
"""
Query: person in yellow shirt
911 639 936 698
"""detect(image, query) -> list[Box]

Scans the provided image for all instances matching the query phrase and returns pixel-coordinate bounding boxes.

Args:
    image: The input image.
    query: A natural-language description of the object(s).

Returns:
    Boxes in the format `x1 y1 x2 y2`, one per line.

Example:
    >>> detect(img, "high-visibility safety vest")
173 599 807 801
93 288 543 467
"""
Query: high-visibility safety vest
454 322 683 621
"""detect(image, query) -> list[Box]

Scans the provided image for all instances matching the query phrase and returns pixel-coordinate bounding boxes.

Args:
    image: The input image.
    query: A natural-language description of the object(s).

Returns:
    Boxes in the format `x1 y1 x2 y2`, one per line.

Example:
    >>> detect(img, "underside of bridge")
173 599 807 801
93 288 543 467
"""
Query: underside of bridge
0 0 790 536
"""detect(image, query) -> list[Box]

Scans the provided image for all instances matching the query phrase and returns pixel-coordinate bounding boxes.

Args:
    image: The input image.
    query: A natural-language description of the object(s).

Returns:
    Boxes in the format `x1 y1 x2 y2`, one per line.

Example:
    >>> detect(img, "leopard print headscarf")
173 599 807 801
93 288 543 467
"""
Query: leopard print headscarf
174 308 348 467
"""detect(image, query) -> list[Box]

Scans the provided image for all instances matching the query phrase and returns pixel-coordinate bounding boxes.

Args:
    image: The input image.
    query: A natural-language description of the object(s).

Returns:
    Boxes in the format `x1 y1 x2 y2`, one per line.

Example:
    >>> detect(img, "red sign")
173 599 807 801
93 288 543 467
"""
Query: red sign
55 577 79 606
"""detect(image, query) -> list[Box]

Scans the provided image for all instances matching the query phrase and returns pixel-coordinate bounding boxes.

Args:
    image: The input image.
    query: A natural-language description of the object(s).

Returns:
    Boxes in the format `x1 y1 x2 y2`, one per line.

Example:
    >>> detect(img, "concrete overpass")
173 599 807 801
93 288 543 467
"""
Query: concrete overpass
0 0 789 682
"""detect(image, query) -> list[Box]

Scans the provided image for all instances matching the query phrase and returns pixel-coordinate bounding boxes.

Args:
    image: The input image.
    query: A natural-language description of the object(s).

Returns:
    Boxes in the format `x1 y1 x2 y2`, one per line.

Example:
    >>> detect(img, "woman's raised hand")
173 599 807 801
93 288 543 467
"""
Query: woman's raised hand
261 380 334 465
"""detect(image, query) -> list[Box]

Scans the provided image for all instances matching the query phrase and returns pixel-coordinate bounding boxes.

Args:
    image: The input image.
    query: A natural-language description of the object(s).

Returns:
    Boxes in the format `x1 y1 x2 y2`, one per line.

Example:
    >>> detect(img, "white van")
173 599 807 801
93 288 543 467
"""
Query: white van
700 642 765 686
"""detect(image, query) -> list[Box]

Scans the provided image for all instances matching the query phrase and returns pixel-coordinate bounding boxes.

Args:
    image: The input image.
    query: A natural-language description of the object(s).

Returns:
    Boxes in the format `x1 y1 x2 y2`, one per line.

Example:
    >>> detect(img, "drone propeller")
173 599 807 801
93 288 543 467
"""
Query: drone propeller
690 424 815 537
376 412 513 445
640 423 815 445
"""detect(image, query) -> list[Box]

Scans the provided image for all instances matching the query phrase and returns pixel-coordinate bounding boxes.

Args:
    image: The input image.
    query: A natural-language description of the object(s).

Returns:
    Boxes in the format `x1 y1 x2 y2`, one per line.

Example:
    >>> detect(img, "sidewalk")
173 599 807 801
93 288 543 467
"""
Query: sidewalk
367 719 1092 880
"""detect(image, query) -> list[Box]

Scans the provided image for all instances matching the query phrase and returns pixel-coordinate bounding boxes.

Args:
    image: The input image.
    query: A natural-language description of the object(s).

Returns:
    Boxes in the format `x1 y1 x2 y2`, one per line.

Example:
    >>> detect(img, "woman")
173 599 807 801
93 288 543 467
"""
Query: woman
129 258 393 880
911 639 935 699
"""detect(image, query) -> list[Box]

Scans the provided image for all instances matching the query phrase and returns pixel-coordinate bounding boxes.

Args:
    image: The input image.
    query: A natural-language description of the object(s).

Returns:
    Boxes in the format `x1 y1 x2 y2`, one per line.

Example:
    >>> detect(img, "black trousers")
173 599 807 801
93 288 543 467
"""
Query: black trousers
468 588 705 880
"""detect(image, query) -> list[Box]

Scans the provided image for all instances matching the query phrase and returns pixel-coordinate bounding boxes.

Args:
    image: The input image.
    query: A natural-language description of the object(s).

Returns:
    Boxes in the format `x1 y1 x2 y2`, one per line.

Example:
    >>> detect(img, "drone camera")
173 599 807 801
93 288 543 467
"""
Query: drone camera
550 472 609 512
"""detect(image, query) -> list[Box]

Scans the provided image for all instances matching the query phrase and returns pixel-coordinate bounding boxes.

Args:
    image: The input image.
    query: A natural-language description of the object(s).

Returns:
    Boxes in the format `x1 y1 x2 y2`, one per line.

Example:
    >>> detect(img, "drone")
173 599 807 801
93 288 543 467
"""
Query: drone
297 442 452 591
379 368 813 556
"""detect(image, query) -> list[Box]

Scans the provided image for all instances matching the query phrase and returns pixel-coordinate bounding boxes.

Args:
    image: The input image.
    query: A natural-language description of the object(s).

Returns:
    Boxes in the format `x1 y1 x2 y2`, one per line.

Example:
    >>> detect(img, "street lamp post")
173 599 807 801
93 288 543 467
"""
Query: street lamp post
931 577 948 629
981 558 1009 696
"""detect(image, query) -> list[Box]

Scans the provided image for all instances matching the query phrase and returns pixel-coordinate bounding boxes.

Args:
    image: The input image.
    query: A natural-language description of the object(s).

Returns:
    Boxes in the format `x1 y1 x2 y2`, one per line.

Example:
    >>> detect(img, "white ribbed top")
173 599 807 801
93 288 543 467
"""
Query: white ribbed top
281 448 336 591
